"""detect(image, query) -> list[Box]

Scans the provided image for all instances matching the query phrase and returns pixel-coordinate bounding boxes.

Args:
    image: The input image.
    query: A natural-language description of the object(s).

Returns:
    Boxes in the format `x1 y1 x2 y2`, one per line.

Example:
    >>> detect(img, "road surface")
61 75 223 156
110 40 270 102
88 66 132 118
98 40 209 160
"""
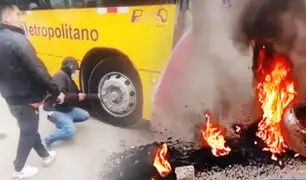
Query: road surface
0 96 153 180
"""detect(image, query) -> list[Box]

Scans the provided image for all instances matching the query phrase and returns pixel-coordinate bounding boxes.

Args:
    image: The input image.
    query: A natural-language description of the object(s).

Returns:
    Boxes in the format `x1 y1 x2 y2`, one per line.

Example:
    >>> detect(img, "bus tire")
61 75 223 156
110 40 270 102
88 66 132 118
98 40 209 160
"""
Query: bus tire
88 56 142 127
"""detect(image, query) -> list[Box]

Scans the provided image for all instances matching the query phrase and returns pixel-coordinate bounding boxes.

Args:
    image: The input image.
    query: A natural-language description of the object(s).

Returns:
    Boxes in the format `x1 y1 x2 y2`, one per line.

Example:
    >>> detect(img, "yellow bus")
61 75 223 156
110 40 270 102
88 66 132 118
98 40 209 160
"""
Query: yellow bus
12 0 178 127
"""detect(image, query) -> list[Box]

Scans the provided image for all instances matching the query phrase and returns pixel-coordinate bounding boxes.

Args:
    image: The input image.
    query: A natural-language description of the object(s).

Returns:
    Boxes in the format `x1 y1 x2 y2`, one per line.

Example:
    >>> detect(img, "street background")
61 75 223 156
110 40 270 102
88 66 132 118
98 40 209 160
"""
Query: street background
0 95 153 180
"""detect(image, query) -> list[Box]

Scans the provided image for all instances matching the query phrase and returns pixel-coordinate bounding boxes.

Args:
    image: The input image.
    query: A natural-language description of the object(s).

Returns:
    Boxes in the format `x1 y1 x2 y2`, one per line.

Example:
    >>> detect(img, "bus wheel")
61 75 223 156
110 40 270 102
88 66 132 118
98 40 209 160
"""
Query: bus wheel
88 56 142 127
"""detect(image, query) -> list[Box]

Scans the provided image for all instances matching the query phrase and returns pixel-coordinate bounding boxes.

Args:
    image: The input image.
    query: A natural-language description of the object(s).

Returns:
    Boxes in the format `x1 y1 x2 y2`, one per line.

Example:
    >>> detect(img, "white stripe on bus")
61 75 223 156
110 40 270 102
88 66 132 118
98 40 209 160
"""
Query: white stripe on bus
97 8 107 14
117 7 129 13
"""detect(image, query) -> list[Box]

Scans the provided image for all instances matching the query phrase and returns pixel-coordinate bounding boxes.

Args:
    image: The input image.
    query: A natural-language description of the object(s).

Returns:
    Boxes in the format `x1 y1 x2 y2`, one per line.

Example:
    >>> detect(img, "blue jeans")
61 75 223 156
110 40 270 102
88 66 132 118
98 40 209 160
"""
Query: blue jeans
46 107 89 146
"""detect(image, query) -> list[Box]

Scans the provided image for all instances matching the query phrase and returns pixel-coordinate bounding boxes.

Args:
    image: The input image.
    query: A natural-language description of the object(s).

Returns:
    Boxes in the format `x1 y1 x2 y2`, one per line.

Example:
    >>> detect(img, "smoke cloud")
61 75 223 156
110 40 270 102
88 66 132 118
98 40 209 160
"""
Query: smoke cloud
151 0 256 143
234 0 306 105
234 0 306 54
151 0 306 144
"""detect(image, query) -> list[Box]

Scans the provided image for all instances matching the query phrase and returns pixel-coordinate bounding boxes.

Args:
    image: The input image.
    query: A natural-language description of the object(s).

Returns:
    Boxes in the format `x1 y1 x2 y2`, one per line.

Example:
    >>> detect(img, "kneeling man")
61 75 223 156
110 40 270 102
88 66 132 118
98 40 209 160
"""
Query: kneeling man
43 57 90 148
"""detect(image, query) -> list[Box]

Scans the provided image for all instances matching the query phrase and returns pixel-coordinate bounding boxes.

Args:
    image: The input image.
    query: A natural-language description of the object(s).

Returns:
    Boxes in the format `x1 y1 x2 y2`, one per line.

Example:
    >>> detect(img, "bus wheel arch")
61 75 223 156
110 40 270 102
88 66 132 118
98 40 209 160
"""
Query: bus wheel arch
80 47 131 92
80 47 143 127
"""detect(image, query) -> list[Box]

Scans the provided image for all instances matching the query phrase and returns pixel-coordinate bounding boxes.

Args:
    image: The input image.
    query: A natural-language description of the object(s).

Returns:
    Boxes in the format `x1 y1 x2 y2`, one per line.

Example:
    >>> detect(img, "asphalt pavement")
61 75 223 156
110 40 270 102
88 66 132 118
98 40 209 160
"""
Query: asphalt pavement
0 96 153 180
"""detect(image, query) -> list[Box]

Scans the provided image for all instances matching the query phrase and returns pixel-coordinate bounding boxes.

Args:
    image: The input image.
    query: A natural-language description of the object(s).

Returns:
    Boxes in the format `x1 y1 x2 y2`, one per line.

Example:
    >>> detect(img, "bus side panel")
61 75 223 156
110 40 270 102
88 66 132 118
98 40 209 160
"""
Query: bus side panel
23 5 177 121
138 71 160 120
23 5 176 71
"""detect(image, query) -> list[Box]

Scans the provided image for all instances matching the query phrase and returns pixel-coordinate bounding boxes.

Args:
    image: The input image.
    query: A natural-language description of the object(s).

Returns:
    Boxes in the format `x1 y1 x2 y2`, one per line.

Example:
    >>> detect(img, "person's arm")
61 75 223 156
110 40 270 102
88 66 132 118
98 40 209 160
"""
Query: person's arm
10 37 60 97
65 94 80 102
85 93 99 100
52 73 80 105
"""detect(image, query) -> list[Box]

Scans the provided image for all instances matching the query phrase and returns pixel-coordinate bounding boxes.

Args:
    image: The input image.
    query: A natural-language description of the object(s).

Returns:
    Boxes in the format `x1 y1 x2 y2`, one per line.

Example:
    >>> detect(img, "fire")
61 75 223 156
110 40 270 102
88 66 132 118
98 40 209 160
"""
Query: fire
255 47 297 159
201 113 231 156
153 143 172 177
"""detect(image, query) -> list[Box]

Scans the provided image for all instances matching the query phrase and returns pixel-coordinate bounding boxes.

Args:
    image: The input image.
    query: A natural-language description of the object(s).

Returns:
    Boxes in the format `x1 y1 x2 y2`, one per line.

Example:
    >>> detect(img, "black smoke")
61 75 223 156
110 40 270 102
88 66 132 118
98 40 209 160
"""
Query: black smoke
234 0 306 53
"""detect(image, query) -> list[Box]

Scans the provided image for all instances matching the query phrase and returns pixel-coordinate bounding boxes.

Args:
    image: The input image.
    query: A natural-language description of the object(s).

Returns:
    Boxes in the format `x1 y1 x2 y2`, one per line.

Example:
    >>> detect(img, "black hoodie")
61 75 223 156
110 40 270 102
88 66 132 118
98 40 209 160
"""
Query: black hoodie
43 58 98 112
0 23 60 105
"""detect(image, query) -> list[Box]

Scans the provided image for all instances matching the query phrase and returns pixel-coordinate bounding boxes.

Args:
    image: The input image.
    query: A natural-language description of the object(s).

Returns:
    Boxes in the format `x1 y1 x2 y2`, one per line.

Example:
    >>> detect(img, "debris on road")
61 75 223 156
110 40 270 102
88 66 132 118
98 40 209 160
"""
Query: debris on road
175 165 195 180
102 122 306 180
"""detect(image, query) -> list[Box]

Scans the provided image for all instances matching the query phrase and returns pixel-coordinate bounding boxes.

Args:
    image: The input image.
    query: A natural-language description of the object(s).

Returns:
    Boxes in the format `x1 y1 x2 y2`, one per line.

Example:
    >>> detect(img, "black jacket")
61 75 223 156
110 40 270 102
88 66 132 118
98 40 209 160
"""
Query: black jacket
0 24 60 105
43 68 98 111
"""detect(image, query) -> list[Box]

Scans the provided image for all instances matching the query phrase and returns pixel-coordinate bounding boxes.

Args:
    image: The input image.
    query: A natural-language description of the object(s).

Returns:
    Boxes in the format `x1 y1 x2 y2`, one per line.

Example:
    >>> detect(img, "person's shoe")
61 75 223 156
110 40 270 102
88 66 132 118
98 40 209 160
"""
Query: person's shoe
12 165 39 179
41 151 56 167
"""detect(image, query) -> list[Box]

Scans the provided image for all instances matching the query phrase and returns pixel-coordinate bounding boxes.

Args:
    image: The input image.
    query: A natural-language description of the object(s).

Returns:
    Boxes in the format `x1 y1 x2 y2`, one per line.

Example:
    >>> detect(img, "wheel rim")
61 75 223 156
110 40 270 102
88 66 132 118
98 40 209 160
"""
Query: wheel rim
282 107 306 157
98 72 137 118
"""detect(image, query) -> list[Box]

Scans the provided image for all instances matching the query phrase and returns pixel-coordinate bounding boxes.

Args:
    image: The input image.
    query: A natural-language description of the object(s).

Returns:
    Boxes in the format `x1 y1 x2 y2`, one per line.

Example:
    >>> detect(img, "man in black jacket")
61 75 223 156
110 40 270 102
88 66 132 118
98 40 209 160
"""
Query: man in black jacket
43 57 91 148
0 1 65 179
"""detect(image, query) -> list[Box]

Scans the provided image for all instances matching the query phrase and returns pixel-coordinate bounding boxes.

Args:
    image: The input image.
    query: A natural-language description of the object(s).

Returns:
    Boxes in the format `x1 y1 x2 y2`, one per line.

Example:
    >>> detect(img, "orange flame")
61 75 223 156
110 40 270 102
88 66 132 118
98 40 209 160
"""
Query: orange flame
201 113 231 156
153 143 172 177
255 49 296 159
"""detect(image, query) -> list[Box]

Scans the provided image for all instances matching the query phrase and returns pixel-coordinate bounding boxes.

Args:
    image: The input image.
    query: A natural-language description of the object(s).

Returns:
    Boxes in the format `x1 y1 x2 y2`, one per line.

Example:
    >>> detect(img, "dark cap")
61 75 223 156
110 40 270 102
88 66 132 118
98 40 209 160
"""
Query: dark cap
61 57 79 72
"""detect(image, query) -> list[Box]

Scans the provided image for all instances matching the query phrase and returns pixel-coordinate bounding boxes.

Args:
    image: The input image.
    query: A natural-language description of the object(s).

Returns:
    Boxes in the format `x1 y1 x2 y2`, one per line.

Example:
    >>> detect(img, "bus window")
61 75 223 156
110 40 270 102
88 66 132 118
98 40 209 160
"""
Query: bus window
14 0 178 10
74 0 177 8
49 0 69 8
15 0 177 9
73 0 85 7
11 0 53 10
85 0 97 7
101 0 176 7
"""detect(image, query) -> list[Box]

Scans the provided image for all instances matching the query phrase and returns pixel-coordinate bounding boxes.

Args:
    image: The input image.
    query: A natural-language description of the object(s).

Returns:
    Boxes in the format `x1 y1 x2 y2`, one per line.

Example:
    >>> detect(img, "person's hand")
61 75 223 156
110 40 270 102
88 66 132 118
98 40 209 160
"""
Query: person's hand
30 102 41 109
78 93 86 101
57 92 65 104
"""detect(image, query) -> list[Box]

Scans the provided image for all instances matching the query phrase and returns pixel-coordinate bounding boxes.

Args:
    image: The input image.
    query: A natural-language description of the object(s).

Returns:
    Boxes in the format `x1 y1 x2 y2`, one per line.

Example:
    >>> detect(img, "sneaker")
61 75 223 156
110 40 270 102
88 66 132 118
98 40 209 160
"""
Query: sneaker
41 151 56 167
12 165 39 179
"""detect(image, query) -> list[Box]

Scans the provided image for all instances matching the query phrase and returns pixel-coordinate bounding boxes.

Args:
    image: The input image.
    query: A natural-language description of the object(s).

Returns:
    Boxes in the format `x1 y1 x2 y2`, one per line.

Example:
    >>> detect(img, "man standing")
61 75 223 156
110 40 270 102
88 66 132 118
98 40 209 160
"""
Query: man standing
0 1 65 179
43 57 91 148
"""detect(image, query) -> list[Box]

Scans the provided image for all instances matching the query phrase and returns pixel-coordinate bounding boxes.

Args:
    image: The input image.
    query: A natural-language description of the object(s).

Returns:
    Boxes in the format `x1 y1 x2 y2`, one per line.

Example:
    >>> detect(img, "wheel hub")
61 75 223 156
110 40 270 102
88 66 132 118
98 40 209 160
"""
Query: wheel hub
98 72 137 118
109 91 121 103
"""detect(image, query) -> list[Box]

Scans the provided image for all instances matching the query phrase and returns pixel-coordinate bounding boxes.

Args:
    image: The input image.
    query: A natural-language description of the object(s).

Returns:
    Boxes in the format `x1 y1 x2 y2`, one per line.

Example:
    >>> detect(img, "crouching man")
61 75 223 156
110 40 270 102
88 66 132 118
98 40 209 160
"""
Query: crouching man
43 57 91 148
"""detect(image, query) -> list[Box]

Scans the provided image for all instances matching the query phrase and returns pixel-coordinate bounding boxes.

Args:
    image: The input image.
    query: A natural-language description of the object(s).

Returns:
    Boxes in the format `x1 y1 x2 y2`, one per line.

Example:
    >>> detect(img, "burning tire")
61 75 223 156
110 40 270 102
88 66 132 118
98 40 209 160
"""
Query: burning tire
281 105 306 157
